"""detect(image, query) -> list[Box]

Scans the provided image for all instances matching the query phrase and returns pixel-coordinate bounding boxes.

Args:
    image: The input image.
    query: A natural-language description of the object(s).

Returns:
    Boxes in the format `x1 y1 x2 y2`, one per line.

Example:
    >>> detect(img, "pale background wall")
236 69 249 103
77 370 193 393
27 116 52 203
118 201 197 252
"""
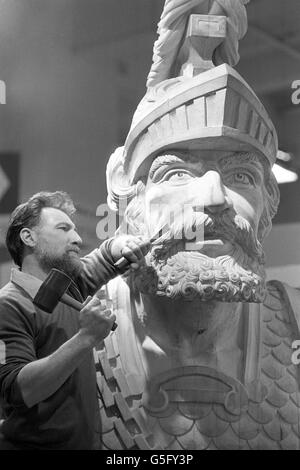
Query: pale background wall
0 0 300 287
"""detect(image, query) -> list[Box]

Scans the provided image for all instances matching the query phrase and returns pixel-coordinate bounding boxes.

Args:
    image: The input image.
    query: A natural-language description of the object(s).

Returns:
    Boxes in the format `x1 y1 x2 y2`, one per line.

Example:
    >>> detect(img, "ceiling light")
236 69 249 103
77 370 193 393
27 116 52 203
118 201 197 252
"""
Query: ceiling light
272 163 298 184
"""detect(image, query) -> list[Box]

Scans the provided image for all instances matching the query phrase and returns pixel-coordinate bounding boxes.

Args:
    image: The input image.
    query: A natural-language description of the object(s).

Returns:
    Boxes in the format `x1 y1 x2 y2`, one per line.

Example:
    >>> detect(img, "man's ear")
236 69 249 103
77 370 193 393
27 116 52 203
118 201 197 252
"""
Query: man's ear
19 227 38 248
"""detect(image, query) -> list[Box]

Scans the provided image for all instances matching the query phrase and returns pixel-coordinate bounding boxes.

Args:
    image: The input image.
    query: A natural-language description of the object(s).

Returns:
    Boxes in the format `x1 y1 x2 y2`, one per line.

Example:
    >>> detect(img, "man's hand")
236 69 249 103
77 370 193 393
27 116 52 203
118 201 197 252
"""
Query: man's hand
78 296 116 347
110 235 150 272
17 295 116 408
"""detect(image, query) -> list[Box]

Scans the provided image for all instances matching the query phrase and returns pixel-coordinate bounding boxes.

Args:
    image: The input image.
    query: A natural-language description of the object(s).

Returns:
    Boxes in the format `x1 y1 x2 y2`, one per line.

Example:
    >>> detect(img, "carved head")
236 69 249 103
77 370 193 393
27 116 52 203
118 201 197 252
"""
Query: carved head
106 4 279 303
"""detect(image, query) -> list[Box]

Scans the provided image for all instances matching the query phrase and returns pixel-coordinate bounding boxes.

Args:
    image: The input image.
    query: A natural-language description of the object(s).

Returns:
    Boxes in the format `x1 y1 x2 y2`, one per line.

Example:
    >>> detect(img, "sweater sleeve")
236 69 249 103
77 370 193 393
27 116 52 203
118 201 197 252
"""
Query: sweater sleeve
76 238 120 299
0 295 36 408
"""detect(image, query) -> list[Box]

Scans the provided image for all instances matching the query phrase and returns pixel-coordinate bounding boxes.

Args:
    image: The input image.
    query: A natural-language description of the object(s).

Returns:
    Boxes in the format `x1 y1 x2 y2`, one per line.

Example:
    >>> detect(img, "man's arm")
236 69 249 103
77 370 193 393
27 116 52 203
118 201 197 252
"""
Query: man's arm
0 238 147 409
17 331 92 408
77 236 150 298
17 296 115 408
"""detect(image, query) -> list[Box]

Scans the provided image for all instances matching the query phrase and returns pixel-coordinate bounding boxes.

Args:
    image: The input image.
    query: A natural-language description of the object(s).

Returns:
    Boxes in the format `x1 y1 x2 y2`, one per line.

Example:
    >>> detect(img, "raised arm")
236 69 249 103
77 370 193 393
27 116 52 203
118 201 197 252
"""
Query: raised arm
76 235 150 299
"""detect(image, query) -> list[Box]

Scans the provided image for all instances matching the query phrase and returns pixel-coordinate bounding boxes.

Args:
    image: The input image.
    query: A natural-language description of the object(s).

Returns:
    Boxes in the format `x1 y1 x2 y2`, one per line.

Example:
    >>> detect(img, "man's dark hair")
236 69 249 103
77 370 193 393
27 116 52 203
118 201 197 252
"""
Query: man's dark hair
6 191 76 267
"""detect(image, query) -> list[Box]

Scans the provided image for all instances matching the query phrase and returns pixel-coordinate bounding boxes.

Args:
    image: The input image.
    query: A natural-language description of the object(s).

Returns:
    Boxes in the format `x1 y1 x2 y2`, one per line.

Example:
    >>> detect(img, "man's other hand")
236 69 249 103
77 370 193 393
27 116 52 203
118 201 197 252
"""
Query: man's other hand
78 296 116 347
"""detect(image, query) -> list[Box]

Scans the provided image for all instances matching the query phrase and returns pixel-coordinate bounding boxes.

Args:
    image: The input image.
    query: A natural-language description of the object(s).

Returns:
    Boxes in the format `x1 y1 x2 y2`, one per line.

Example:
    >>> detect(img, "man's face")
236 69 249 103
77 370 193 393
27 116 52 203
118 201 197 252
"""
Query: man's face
127 149 267 302
32 207 83 278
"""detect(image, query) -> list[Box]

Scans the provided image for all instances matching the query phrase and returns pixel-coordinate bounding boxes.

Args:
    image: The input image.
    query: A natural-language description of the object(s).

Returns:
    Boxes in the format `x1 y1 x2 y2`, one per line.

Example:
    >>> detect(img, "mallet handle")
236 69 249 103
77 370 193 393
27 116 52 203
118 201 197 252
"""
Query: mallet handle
61 294 83 311
114 257 131 272
60 294 117 331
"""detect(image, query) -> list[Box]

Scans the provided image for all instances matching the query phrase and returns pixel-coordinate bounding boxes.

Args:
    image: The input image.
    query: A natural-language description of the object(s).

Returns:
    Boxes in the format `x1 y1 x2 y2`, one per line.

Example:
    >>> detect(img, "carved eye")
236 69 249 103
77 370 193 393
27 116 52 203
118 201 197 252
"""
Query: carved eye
233 172 254 186
165 170 192 183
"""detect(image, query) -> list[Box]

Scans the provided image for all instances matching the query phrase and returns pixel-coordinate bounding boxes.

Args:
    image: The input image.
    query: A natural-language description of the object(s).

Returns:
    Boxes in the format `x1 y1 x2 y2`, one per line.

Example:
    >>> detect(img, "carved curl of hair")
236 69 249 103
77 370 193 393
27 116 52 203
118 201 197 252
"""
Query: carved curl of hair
106 146 144 214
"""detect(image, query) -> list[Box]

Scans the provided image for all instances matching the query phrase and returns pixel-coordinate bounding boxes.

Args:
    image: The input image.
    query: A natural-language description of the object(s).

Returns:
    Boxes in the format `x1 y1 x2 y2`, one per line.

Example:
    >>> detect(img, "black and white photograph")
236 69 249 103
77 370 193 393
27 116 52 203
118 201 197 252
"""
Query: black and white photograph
1 0 300 453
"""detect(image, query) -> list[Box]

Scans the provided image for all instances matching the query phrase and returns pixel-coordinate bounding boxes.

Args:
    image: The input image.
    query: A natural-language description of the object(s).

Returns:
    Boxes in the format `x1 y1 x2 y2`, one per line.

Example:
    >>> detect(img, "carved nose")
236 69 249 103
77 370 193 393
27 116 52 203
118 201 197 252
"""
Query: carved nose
194 170 232 214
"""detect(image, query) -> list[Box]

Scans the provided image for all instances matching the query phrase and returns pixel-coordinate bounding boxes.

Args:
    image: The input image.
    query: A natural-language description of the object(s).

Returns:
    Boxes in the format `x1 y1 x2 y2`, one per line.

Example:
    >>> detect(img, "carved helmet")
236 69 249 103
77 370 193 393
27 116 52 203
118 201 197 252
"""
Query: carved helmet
123 65 278 183
106 6 278 215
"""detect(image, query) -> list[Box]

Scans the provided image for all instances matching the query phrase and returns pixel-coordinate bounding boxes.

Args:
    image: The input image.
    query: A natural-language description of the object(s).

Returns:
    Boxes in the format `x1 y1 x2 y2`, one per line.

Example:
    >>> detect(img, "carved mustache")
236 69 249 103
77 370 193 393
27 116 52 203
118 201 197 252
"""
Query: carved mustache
150 210 264 264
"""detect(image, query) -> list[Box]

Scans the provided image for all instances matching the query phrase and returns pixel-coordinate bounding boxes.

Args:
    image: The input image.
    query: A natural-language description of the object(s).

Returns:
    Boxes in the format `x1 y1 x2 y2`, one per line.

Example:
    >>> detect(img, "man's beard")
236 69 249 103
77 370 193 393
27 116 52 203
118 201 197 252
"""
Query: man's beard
121 199 267 303
35 247 83 280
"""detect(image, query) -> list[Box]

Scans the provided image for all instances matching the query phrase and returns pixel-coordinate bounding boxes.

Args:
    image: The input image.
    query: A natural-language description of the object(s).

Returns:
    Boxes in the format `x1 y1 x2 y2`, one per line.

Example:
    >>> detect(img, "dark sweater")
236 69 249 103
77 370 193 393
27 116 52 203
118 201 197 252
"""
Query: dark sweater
0 241 117 450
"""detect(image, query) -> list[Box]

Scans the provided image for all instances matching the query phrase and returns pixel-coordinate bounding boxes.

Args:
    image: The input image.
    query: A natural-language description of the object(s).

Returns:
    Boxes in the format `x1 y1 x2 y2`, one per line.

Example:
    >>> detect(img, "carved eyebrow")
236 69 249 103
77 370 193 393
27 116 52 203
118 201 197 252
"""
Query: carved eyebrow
219 154 264 173
148 152 198 179
149 154 186 179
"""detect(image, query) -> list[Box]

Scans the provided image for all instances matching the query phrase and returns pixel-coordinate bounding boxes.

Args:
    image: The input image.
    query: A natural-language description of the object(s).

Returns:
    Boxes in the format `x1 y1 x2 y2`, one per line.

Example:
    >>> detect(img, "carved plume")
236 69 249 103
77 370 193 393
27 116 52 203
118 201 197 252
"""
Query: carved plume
147 0 250 88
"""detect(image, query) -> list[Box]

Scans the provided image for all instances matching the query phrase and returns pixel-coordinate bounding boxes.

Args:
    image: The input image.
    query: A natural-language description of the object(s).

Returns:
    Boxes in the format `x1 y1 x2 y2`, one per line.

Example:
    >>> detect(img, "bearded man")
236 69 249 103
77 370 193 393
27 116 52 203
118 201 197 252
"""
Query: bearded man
95 0 300 451
0 191 149 450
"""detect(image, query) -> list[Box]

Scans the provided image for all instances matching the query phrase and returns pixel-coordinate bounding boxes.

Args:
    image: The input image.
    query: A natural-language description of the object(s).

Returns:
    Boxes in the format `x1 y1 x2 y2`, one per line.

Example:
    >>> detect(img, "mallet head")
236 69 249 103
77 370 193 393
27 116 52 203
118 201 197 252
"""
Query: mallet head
33 268 118 331
33 269 73 313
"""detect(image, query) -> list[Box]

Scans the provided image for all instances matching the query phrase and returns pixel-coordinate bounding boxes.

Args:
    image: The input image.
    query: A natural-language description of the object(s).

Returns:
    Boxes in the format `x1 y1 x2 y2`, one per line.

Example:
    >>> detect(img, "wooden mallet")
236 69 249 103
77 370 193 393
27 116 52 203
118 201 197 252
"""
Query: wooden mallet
33 268 117 331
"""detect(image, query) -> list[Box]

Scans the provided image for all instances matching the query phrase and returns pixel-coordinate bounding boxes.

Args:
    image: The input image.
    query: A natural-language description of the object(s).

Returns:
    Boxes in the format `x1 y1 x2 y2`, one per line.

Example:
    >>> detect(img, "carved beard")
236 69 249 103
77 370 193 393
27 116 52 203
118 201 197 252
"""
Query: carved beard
132 244 266 303
120 197 267 303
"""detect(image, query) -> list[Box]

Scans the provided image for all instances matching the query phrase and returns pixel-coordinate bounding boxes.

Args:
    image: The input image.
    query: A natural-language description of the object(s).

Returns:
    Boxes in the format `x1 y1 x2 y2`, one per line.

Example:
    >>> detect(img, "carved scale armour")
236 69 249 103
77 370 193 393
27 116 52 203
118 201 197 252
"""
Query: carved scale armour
94 280 300 450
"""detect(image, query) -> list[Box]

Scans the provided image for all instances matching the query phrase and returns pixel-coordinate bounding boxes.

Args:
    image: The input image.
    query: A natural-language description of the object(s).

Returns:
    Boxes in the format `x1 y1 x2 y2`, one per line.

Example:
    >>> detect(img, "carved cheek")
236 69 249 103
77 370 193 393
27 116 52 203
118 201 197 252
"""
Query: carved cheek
146 181 192 205
145 183 191 229
231 190 263 229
